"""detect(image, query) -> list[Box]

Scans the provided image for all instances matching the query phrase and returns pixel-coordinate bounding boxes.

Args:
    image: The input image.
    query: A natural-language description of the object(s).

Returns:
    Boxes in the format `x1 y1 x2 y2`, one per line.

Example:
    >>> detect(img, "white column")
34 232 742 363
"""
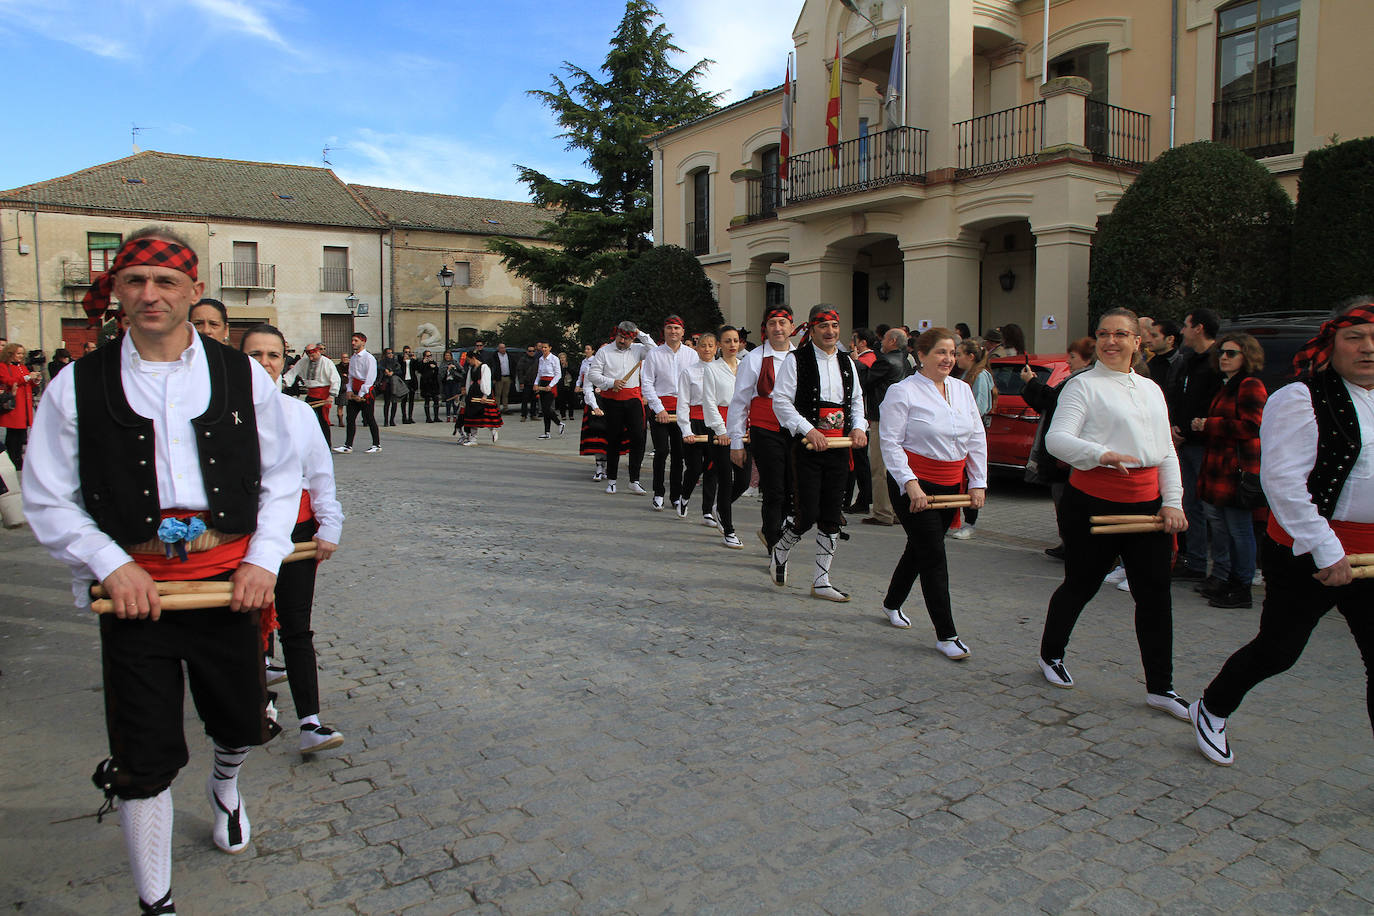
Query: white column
899 238 981 334
787 255 854 330
726 264 769 331
1030 225 1094 352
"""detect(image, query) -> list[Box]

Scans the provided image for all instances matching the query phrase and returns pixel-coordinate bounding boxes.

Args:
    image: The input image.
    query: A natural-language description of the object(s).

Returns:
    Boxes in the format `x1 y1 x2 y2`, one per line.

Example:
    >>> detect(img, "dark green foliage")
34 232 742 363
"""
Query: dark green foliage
495 303 575 354
489 0 720 325
1292 136 1374 310
580 245 722 347
1088 141 1293 322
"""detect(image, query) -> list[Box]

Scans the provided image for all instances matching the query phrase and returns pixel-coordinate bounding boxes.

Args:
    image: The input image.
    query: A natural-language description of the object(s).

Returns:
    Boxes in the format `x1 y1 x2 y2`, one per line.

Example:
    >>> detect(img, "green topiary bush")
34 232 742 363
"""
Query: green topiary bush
1088 141 1293 322
1291 136 1374 310
580 245 723 347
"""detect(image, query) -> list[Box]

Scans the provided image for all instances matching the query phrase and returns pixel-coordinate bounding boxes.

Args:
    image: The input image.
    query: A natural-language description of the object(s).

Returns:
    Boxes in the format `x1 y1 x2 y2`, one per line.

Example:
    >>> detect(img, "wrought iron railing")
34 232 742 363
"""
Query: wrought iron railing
1213 85 1295 159
745 175 781 223
784 126 928 205
1086 101 1151 169
685 220 710 255
319 266 352 293
220 261 275 289
955 101 1043 177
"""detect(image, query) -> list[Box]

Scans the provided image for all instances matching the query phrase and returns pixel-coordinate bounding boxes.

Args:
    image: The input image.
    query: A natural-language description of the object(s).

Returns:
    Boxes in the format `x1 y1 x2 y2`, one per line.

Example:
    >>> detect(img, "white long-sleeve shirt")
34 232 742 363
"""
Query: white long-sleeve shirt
587 331 655 390
283 354 340 397
535 353 560 387
23 328 299 605
701 359 739 437
468 362 492 397
1261 378 1374 570
280 393 345 545
1046 361 1183 508
641 342 699 414
772 345 869 438
726 342 794 448
348 348 377 395
677 362 706 439
879 372 988 489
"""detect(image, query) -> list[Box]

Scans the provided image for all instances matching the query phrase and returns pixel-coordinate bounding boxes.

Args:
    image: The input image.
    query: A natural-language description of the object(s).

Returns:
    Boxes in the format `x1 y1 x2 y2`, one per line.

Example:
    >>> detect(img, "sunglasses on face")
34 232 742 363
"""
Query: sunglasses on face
1219 348 1243 358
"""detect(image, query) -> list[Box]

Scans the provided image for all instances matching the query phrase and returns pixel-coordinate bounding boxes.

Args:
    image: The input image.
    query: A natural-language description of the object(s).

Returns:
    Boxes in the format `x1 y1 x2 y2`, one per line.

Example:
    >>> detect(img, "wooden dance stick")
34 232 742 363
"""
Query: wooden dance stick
804 437 853 450
1089 515 1161 525
306 398 332 409
1346 554 1374 567
620 360 643 383
1090 522 1165 535
656 413 677 423
468 397 496 405
927 495 975 507
1352 566 1374 580
90 580 233 600
685 434 711 444
92 593 235 614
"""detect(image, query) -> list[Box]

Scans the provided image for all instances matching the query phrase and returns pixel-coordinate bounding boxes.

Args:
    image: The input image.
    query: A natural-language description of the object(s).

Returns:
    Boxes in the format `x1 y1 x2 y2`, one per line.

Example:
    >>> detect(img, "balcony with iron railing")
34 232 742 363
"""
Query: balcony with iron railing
1213 85 1295 159
955 101 1044 177
783 125 928 205
220 261 275 289
319 266 353 293
1086 100 1151 169
685 220 710 255
745 175 781 223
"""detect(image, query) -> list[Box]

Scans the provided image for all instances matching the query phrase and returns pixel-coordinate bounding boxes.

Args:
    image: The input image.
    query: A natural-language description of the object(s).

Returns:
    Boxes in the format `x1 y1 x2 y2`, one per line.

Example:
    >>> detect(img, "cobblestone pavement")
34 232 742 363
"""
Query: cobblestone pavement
4 418 1373 914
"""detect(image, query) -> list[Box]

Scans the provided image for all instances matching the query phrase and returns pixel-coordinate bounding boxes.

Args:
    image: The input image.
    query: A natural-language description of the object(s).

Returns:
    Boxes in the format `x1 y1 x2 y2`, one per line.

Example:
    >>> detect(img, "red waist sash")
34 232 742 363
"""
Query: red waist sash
538 376 555 388
1267 516 1374 555
750 396 781 432
129 509 250 581
817 406 845 439
660 395 678 412
1071 466 1160 503
689 405 704 420
905 451 966 485
296 490 314 525
601 385 642 402
717 405 728 421
307 386 331 426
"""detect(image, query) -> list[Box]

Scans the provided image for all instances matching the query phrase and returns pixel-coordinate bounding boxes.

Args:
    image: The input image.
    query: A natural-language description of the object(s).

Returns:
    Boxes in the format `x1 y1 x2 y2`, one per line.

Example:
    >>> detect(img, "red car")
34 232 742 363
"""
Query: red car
983 354 1071 472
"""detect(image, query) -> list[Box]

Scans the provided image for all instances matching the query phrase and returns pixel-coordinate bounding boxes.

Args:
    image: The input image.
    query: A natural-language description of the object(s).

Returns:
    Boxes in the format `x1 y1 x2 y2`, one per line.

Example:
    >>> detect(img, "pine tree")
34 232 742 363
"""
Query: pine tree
488 0 720 324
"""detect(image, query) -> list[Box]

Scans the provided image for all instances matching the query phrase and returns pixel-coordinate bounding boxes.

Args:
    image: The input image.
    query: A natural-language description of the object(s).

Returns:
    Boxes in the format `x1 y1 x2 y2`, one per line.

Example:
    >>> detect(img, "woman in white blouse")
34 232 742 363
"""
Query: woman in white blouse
1037 308 1189 721
676 333 719 520
701 327 749 549
240 325 347 754
877 327 987 660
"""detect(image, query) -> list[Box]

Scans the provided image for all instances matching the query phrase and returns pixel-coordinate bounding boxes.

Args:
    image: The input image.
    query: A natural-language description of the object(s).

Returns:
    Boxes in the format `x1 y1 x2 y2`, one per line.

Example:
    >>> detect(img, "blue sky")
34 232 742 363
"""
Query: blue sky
0 0 798 200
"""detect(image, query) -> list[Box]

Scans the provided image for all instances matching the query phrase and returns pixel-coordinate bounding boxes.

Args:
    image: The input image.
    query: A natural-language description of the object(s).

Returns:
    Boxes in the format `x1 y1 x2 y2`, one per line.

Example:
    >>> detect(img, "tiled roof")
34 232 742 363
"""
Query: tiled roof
0 151 384 229
348 185 551 239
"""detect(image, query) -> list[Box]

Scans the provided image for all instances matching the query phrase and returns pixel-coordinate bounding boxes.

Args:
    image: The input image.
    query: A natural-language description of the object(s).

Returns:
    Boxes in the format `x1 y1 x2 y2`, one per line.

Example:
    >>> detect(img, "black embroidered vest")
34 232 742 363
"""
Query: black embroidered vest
1305 369 1364 520
792 345 855 434
74 335 262 544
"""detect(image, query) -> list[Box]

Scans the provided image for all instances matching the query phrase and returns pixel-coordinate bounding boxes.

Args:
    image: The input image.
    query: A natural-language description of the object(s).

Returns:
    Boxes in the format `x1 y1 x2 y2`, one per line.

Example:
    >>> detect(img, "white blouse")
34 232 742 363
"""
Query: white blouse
676 362 706 439
1046 361 1183 508
1261 378 1374 569
700 359 738 437
879 372 988 490
280 393 345 545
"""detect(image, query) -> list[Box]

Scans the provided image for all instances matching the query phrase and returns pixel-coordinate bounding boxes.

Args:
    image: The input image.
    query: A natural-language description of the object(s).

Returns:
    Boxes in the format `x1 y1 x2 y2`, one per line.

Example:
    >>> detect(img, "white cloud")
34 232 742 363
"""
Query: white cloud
186 0 289 48
0 2 132 58
658 0 800 104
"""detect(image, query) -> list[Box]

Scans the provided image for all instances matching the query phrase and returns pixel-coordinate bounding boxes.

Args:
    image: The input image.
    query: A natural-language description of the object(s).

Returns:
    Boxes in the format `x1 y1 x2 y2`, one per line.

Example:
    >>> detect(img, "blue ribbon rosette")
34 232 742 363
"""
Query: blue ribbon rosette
157 515 208 562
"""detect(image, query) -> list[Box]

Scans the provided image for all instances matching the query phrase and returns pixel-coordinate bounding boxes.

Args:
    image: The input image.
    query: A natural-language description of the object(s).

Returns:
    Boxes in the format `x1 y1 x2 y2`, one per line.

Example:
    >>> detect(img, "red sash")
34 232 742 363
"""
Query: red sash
689 404 704 420
750 356 782 432
660 395 678 412
905 452 966 485
306 386 331 426
296 490 314 525
1071 466 1161 503
350 376 374 401
128 510 250 581
538 375 555 391
1267 516 1374 555
817 406 846 439
717 405 728 421
602 385 641 402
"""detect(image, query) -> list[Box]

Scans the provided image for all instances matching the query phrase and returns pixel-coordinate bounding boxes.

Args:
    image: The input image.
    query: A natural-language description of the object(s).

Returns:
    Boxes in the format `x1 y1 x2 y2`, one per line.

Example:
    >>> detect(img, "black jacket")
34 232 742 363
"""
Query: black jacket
1167 346 1223 446
863 349 911 421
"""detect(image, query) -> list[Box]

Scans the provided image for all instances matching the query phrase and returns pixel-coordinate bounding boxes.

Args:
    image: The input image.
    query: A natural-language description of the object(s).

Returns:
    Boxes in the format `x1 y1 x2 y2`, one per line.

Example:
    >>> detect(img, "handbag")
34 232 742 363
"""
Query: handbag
1234 468 1266 510
0 389 15 414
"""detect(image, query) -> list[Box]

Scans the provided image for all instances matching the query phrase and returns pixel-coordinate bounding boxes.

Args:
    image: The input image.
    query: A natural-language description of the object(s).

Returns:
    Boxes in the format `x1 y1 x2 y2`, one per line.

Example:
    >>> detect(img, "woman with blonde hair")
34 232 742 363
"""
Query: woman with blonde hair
0 342 39 470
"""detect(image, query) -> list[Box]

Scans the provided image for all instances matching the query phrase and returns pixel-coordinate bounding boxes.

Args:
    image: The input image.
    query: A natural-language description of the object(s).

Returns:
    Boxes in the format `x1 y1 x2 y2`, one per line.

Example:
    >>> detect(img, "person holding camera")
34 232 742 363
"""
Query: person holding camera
0 342 40 470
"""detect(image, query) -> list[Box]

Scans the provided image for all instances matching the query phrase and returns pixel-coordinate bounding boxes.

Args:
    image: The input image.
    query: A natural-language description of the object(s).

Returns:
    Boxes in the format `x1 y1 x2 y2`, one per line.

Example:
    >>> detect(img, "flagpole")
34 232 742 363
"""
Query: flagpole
900 7 908 128
1042 0 1050 85
836 31 843 147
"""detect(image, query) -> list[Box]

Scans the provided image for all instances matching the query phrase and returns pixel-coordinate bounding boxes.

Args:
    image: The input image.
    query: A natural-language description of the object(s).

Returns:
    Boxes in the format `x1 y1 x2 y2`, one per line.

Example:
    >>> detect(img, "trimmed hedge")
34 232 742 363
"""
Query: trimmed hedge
580 245 723 347
1292 136 1374 310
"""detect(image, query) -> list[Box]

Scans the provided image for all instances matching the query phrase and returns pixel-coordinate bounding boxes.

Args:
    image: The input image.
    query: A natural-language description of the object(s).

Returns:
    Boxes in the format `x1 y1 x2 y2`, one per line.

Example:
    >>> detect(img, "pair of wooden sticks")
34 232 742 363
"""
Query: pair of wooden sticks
1350 554 1374 580
804 436 854 450
89 541 320 614
1089 515 1164 535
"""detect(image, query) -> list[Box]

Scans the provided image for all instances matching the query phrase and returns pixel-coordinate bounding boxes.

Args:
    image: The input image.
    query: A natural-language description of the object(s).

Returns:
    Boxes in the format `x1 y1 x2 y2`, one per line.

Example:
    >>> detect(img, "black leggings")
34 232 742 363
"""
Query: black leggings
1204 536 1374 729
1039 484 1175 694
883 476 961 639
706 443 750 535
345 398 379 448
274 518 323 719
4 426 27 470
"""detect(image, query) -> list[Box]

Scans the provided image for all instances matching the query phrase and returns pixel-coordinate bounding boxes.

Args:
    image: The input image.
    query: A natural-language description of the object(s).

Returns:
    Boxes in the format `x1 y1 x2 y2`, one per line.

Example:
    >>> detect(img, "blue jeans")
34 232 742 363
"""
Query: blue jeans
1178 444 1230 577
1203 501 1256 584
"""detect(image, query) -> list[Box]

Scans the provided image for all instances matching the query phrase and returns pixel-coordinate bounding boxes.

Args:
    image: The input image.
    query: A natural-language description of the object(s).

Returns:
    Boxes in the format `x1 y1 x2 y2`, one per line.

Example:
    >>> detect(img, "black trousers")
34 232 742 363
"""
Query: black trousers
312 405 332 449
275 518 323 719
707 442 749 535
345 398 380 448
681 418 710 504
401 385 416 421
100 596 268 799
847 441 872 508
601 398 645 482
650 415 685 500
1204 536 1374 729
751 426 794 547
1039 483 1175 694
884 476 961 639
521 384 537 419
540 390 561 432
5 426 27 470
382 388 397 425
790 443 848 536
422 391 439 420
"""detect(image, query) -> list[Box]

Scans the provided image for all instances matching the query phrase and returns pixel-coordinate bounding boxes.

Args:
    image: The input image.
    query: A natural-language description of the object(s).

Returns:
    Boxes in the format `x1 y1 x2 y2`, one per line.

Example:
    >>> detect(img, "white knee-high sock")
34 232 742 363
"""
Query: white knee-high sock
773 525 800 566
814 532 838 588
121 788 173 908
210 742 250 808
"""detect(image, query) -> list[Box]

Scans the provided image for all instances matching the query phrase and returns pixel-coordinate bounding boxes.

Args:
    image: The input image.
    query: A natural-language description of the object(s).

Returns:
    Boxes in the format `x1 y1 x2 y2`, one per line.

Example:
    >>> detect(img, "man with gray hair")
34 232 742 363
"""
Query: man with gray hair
282 341 341 445
587 320 655 494
862 327 913 526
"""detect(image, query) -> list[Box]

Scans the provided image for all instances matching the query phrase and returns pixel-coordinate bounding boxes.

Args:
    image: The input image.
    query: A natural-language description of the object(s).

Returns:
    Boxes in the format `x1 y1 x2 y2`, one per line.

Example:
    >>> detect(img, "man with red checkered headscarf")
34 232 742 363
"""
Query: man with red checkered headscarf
1189 297 1374 768
23 226 299 914
640 316 700 513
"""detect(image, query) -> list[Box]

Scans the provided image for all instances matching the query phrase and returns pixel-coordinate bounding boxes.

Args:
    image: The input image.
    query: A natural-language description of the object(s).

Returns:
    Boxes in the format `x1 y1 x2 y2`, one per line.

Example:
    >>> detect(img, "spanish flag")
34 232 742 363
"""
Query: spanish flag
826 36 842 168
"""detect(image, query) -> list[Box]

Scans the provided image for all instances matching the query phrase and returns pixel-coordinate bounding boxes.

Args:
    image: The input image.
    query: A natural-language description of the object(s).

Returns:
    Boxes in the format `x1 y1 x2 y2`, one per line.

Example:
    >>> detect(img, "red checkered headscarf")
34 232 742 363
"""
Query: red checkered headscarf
82 237 199 326
1292 305 1374 377
797 307 840 348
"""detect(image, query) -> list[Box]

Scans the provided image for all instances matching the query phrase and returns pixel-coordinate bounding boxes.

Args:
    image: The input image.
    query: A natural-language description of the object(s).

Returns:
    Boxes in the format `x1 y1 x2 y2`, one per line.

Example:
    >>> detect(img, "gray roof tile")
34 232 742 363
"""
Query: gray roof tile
348 185 550 239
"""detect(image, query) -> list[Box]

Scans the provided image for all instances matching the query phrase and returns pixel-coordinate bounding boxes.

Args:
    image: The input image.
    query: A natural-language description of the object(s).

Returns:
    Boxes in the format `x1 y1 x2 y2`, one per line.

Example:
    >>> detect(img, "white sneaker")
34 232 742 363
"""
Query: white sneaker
491 430 498 443
722 532 743 549
627 481 647 495
885 607 911 629
1104 565 1127 585
811 584 850 602
702 513 718 529
1146 690 1191 722
949 525 973 540
300 723 345 754
1039 657 1074 688
605 481 617 494
332 445 351 453
937 637 971 660
652 496 665 511
1190 700 1233 766
365 445 382 453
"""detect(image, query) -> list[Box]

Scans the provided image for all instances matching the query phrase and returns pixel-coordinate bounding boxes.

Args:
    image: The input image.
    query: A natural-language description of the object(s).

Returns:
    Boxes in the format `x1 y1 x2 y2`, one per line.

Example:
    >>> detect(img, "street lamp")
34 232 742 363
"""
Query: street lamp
344 293 358 314
437 264 455 351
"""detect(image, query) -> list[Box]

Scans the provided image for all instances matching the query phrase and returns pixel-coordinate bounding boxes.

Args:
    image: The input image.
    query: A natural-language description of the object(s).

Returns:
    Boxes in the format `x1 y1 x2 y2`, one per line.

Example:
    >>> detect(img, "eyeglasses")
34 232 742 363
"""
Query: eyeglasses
1219 348 1243 358
1095 330 1136 342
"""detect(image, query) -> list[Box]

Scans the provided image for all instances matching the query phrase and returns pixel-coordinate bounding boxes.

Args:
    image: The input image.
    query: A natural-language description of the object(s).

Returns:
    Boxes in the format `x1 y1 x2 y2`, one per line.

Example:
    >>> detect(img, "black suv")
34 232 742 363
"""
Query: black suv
1216 310 1331 393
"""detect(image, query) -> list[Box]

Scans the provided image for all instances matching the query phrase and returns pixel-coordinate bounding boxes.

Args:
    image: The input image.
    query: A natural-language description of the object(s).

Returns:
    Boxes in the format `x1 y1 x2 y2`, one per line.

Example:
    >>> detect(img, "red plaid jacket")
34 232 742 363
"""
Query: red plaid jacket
1197 374 1266 506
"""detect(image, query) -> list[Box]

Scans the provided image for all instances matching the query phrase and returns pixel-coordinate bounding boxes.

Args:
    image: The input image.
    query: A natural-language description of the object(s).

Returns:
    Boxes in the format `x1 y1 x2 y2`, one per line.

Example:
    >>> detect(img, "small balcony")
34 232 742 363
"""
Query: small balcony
685 220 710 256
955 101 1043 177
1213 85 1295 159
783 125 928 206
319 266 353 293
220 261 275 289
745 175 781 223
1086 100 1151 169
